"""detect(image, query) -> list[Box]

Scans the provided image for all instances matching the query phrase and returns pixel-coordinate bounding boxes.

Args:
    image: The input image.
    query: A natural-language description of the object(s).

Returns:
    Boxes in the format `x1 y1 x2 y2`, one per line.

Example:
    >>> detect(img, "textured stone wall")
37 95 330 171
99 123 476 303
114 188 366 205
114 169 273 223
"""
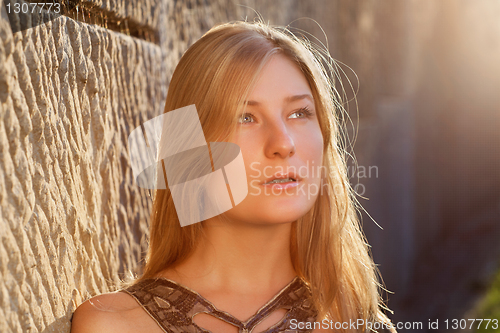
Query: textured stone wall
0 3 163 332
0 0 308 332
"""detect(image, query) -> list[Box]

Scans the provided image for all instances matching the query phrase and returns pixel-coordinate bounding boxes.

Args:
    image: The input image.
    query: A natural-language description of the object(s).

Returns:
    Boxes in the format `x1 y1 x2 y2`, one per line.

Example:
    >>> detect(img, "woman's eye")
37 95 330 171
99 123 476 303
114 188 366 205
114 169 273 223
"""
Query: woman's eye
238 113 255 124
289 107 313 119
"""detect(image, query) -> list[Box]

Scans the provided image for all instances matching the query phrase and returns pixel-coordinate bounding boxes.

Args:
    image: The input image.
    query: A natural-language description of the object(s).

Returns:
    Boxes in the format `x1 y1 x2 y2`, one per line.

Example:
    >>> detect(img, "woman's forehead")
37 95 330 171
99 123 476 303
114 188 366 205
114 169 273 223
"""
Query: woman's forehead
244 55 313 104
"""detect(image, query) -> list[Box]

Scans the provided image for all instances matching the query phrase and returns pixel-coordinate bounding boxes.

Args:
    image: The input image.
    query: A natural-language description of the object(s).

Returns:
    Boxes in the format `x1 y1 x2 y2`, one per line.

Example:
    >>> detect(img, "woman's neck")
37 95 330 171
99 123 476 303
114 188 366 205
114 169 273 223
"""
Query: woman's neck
160 217 297 294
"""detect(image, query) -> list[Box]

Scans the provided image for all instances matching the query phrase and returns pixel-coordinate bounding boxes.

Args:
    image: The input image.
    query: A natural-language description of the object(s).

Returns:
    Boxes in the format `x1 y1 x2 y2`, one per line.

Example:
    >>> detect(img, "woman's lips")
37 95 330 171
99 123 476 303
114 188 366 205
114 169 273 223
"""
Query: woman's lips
262 172 300 184
261 178 300 190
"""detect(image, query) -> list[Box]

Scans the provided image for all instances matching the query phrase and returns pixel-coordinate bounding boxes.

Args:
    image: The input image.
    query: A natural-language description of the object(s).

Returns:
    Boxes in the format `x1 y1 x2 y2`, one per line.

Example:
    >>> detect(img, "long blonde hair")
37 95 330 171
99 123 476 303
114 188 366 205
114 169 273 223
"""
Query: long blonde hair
140 21 394 332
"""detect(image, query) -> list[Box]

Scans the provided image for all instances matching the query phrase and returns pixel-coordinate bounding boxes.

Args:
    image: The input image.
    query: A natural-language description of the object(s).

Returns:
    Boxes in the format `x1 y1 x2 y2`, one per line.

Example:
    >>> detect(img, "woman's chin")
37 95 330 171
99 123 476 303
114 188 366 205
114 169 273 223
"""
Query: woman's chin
221 199 312 225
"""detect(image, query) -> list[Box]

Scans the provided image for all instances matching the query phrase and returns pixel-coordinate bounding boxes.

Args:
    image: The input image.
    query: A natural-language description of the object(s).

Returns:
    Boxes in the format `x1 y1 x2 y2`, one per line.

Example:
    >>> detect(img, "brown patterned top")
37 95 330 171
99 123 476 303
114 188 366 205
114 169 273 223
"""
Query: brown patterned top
120 276 318 333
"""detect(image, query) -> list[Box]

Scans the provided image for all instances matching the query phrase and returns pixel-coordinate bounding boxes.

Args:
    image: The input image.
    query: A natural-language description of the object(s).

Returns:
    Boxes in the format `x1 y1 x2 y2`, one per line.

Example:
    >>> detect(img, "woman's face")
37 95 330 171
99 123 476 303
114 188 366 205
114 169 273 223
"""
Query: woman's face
222 54 324 225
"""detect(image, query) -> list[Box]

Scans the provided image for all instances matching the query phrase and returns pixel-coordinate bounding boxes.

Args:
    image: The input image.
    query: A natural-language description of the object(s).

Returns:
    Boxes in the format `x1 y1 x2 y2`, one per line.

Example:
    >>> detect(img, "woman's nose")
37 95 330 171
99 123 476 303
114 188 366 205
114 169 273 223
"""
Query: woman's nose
264 121 296 159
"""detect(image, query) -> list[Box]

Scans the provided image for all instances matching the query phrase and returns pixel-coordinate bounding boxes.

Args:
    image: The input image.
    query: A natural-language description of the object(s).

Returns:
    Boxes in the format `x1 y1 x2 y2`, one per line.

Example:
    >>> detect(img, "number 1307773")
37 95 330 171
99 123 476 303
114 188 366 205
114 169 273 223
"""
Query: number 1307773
444 318 499 330
5 2 61 14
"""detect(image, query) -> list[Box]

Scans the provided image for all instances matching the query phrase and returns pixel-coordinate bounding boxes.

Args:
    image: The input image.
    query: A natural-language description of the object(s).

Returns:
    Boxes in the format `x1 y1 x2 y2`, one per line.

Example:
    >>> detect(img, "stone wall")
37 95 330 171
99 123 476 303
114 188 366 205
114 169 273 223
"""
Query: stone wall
0 1 163 331
0 1 305 332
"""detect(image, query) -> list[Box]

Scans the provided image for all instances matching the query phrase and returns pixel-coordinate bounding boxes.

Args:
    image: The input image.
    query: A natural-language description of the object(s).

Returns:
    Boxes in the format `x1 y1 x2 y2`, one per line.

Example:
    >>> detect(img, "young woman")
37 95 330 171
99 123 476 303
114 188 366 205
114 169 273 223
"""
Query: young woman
72 20 395 333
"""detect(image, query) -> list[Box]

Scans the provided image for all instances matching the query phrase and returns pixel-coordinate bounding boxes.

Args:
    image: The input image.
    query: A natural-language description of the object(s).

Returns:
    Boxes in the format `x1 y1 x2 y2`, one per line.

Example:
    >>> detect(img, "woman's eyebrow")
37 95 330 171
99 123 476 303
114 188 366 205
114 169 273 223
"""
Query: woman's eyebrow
285 94 314 103
244 94 314 106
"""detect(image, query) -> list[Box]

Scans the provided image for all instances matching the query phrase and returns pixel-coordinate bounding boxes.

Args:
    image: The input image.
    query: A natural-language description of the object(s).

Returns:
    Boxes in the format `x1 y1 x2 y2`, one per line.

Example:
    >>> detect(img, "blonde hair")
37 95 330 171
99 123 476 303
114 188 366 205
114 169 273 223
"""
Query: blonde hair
139 21 395 332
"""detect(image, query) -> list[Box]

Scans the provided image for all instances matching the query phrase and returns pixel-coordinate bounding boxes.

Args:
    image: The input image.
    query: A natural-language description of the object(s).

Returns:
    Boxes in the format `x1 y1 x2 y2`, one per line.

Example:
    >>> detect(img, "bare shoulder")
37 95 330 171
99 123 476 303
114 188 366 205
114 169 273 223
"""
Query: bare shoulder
71 291 157 333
